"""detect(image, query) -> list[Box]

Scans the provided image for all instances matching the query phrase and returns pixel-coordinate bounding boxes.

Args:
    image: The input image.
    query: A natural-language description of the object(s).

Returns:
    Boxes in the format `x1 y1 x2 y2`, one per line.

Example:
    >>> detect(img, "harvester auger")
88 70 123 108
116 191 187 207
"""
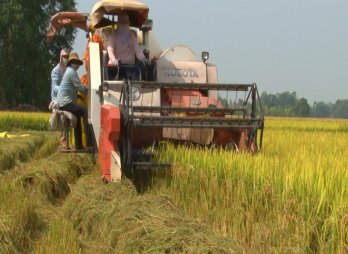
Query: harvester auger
47 0 264 182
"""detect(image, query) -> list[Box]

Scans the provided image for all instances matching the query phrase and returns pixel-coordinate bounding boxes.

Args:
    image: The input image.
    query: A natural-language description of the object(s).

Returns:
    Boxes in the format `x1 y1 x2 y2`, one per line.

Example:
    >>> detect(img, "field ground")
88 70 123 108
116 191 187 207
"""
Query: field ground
0 113 347 253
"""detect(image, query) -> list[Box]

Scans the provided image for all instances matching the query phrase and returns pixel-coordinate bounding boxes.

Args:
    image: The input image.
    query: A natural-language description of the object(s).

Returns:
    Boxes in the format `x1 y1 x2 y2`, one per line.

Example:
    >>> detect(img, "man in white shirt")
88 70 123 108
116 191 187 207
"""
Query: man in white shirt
107 13 147 80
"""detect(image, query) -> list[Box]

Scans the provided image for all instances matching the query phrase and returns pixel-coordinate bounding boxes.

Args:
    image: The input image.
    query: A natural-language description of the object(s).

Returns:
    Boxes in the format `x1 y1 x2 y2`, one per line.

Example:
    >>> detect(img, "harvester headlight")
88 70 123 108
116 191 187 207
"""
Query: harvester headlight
131 87 141 101
202 51 209 63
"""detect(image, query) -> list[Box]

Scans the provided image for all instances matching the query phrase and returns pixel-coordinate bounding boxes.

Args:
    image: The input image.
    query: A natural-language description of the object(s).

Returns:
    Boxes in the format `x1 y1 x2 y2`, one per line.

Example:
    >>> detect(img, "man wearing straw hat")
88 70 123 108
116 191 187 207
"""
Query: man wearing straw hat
57 52 94 150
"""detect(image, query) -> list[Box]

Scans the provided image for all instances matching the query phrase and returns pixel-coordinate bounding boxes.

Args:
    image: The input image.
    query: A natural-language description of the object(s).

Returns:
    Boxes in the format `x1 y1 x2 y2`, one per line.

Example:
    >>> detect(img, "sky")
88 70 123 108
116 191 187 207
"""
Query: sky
73 0 348 103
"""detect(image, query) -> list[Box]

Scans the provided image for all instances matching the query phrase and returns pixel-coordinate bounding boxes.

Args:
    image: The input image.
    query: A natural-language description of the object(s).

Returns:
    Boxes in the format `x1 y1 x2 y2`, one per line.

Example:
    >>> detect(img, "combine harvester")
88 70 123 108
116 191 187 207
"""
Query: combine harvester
48 0 264 182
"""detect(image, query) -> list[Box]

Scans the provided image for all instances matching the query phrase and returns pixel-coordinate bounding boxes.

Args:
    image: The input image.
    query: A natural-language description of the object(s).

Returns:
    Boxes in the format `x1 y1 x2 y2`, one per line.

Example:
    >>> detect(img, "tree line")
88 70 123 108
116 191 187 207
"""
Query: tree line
0 0 346 119
260 91 348 118
0 0 76 110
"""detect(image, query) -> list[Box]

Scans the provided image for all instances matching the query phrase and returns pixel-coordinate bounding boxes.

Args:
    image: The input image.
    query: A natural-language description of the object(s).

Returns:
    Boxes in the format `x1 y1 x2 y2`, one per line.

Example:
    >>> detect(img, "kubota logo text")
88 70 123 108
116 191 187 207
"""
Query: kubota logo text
164 68 199 78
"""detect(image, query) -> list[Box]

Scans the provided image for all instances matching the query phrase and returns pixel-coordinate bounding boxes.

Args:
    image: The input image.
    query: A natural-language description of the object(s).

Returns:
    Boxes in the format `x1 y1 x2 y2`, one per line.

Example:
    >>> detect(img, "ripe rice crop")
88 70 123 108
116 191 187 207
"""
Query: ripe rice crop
0 111 50 131
1 112 347 253
152 117 348 253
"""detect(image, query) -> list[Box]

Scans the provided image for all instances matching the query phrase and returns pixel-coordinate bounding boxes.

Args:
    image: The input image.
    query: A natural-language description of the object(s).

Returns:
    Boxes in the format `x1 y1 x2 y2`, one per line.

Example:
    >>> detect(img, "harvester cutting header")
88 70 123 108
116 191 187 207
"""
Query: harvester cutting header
47 0 264 182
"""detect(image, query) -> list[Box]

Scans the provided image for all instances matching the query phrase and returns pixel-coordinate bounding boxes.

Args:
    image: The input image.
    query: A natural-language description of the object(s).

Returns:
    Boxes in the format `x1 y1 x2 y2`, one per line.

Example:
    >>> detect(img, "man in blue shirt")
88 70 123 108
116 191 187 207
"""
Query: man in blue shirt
57 52 94 150
49 48 70 149
51 48 70 101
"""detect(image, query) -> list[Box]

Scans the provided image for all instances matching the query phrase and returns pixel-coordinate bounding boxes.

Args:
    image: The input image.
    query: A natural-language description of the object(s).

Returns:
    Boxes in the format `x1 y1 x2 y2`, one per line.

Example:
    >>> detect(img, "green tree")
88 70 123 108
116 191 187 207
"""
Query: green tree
0 0 76 110
295 97 310 117
278 91 297 108
332 100 348 119
312 101 332 118
261 91 297 116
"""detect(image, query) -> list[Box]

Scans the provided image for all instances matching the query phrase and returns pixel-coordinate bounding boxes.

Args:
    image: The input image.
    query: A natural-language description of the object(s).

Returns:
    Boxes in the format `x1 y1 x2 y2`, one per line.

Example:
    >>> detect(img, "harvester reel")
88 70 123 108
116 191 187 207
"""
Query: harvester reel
120 124 134 178
248 129 258 154
115 80 264 178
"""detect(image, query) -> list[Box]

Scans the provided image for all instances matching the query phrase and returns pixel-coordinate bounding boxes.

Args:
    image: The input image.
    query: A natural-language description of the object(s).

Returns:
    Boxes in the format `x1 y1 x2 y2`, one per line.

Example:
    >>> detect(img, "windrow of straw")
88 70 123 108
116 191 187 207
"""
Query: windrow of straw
0 132 58 173
35 171 242 254
0 151 94 253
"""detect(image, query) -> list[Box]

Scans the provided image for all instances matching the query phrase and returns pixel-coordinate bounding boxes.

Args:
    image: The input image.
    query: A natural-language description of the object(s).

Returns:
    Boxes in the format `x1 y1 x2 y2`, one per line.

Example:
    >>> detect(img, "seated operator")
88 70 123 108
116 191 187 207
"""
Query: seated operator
57 52 94 151
107 12 147 80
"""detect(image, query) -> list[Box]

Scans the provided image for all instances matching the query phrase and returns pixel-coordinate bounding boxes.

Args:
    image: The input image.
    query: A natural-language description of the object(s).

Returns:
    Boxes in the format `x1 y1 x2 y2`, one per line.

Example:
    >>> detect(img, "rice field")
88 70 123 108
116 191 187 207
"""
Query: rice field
153 118 348 253
0 111 49 131
0 112 239 253
0 112 347 253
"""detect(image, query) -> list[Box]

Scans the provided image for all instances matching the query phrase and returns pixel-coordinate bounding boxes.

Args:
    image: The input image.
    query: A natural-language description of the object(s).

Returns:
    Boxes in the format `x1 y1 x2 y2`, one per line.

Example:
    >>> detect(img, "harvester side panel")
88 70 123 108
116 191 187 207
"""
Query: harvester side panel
99 105 121 182
88 42 102 147
206 63 219 100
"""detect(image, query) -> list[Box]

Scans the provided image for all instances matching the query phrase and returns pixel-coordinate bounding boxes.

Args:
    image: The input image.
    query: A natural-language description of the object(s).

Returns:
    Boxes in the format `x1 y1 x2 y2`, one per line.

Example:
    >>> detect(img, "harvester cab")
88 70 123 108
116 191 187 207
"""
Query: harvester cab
47 0 264 183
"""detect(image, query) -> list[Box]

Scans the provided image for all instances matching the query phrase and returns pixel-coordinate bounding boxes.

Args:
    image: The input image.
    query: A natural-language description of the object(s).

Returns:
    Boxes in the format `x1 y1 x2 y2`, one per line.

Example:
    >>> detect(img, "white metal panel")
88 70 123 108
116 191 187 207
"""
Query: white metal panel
207 63 218 99
157 60 207 84
88 42 102 147
110 151 122 182
163 128 214 145
107 83 161 116
158 45 199 62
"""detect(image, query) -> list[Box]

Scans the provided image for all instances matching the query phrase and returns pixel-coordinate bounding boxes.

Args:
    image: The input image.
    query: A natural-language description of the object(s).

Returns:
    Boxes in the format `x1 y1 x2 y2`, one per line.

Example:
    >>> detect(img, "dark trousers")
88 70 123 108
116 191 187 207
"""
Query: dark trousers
60 102 94 149
108 62 144 81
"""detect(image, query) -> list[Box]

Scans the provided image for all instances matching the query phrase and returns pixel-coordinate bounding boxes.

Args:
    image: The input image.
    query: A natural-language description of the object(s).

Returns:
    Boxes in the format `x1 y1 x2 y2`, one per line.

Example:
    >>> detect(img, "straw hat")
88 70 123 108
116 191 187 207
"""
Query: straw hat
68 52 83 66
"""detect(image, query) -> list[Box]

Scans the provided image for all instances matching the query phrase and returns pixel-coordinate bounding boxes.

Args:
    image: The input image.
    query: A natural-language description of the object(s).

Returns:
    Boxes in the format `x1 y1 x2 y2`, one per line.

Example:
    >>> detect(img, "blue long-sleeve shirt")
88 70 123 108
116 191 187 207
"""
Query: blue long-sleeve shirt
51 65 63 101
57 66 88 108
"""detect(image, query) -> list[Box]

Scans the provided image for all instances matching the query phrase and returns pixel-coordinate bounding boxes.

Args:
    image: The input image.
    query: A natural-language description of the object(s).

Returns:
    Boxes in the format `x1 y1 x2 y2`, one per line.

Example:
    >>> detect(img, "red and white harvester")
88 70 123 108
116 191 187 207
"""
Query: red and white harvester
48 0 264 182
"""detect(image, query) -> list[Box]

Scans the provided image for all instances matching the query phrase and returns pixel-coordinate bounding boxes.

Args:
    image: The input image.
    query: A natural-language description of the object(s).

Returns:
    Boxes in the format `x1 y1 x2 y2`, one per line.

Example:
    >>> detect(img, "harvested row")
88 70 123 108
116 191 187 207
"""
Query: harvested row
35 170 242 254
0 132 58 173
0 130 236 253
0 151 94 253
0 123 241 253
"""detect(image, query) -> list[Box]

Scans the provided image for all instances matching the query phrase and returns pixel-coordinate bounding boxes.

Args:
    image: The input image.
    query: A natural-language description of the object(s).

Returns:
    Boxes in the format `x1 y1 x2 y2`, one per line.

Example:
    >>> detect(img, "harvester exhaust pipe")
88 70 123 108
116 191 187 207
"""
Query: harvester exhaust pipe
140 19 153 51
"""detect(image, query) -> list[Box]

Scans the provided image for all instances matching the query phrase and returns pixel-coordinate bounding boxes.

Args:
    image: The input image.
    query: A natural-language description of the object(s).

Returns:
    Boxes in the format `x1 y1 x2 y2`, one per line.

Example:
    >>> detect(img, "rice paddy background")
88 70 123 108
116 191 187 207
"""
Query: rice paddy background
153 118 348 253
0 112 347 253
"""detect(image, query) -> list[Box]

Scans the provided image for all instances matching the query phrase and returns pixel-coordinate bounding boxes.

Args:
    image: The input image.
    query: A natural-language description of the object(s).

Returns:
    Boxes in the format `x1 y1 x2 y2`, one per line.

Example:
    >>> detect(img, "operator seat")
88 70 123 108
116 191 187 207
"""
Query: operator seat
56 110 77 150
102 50 142 81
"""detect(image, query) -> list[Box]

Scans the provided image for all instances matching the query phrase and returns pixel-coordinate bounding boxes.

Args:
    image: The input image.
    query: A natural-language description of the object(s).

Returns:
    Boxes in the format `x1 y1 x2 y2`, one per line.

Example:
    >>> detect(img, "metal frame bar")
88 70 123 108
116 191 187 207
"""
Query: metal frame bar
125 82 264 130
134 116 263 128
132 106 247 115
131 81 254 91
